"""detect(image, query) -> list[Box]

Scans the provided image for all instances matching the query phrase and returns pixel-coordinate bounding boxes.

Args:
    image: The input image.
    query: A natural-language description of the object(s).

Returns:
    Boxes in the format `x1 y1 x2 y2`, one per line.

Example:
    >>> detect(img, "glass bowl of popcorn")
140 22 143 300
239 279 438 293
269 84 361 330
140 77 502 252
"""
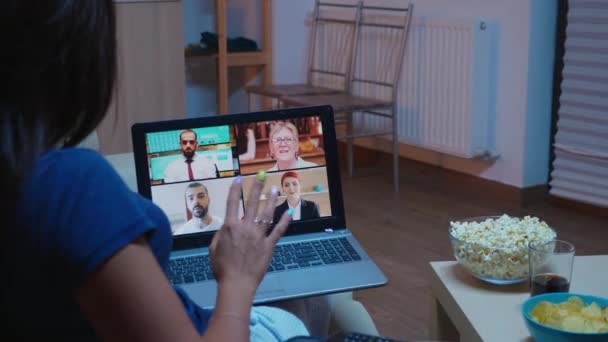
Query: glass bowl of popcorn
449 215 556 285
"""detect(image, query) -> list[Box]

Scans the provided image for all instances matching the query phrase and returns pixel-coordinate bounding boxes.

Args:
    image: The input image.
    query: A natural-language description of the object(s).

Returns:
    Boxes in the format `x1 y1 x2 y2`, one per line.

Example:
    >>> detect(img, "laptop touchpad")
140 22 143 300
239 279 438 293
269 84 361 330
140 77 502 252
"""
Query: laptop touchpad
256 275 284 294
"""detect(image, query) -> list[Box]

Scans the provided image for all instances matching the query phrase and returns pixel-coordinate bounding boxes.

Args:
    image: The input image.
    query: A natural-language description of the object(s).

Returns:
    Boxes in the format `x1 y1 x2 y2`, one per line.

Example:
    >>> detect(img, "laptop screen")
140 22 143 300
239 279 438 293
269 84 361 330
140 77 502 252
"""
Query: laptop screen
142 113 333 238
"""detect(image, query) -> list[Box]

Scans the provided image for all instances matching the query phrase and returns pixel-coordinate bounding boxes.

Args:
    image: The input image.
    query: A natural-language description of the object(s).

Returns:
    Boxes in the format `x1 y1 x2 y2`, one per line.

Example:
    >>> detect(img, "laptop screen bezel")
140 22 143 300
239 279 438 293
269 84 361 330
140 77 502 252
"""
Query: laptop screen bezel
131 105 346 251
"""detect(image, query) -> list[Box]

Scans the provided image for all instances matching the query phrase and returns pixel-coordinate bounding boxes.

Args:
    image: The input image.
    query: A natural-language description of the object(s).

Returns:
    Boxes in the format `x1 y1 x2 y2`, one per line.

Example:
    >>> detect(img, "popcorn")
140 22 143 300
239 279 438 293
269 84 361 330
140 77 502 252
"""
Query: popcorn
449 215 556 281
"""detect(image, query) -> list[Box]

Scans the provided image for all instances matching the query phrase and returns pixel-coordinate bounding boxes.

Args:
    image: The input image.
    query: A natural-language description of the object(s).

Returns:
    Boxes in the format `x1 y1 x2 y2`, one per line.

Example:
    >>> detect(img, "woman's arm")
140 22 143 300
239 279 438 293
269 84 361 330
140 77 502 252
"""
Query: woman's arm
78 238 259 342
245 129 256 159
239 129 256 161
77 237 201 341
78 175 291 341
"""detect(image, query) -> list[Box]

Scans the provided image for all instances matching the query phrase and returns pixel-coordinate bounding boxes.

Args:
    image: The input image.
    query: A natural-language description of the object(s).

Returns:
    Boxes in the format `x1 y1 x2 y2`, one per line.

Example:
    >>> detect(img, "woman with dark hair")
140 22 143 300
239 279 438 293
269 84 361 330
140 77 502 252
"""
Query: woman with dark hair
0 1 302 340
273 171 321 223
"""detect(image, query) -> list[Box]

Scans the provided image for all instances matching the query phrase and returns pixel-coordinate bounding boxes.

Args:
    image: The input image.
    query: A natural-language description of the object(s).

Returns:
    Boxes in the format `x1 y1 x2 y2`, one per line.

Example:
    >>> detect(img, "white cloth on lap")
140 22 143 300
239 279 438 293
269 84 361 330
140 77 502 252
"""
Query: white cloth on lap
250 306 309 341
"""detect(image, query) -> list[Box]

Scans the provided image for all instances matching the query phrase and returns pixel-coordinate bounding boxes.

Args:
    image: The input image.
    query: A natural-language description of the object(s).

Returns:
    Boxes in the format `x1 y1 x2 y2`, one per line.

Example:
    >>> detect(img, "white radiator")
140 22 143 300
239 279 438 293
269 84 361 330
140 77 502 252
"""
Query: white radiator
351 17 499 159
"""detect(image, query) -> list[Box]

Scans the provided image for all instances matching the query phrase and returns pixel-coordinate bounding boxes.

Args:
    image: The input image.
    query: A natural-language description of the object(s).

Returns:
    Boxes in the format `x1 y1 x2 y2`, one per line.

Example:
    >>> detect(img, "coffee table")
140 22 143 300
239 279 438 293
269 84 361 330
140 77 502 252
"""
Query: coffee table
429 255 608 342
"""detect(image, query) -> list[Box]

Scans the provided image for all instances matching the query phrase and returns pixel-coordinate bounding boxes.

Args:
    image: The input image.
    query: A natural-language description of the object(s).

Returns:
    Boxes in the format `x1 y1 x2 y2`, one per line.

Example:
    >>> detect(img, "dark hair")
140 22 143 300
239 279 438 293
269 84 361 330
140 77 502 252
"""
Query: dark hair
185 182 209 196
180 129 198 142
0 1 116 229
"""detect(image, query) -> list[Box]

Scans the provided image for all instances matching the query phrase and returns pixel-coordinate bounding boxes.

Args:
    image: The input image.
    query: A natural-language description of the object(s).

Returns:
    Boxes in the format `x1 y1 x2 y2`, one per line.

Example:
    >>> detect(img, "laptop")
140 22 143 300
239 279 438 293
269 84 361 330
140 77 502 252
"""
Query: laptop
131 105 387 308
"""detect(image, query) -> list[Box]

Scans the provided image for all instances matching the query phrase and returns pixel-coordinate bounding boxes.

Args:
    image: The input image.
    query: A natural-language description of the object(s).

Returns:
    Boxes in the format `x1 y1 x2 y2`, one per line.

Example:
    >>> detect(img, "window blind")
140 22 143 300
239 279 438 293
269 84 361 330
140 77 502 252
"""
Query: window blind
549 0 608 207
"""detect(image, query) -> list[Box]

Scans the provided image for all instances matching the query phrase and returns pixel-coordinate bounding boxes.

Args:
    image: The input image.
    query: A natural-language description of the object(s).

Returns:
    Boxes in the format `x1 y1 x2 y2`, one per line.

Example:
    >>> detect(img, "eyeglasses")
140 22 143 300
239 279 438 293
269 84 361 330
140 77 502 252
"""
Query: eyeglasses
271 137 295 145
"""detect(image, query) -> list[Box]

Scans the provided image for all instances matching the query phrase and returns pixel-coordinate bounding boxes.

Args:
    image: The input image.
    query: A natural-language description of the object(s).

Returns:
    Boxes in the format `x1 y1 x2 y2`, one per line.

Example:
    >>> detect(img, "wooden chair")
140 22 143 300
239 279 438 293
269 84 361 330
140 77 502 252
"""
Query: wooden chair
246 0 362 110
281 3 414 192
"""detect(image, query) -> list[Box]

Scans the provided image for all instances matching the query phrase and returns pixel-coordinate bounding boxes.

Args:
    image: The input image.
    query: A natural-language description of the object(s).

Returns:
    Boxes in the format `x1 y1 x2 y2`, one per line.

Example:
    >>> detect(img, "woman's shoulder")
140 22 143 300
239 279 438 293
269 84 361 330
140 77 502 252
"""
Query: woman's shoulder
39 148 111 170
274 200 289 212
301 198 318 206
296 158 317 167
33 148 123 188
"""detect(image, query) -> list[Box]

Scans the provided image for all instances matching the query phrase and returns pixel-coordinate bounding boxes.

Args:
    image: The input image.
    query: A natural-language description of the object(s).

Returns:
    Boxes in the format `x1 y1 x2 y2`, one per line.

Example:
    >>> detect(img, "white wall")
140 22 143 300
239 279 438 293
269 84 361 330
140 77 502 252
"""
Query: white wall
184 0 556 188
183 0 215 117
275 0 529 186
522 0 557 187
182 0 264 117
274 1 311 84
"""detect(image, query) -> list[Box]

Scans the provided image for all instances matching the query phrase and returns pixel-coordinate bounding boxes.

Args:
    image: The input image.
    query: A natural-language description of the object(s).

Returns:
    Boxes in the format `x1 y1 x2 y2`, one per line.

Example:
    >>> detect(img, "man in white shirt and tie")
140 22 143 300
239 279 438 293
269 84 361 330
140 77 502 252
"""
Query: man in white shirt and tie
164 129 217 183
174 182 223 235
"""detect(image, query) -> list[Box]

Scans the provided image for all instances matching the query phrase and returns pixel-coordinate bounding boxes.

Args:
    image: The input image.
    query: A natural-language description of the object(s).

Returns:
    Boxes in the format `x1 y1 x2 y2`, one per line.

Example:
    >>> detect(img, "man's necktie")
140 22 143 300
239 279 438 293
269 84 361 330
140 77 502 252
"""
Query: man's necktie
186 159 194 180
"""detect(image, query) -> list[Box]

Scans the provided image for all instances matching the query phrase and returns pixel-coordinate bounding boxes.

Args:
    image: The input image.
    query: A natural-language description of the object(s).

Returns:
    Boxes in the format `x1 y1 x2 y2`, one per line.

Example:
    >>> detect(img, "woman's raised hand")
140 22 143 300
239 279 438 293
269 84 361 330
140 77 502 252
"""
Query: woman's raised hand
209 172 292 292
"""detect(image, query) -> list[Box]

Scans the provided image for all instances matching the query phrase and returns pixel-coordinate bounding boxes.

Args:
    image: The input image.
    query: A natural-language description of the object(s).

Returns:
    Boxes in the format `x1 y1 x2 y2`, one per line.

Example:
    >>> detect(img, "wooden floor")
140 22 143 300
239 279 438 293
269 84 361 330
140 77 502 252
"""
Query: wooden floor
340 153 608 340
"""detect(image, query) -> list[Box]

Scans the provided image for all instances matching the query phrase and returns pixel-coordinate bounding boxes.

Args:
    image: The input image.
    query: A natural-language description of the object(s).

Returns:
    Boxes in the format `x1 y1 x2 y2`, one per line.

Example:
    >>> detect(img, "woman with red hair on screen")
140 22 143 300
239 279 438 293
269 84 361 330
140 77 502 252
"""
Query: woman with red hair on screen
273 171 321 223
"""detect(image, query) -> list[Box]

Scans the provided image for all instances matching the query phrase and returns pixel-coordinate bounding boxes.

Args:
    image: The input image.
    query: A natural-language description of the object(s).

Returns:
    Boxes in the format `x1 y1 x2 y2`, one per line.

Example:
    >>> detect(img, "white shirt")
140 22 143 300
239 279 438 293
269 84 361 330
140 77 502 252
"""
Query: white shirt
164 154 216 183
287 200 302 221
267 157 317 172
174 215 223 235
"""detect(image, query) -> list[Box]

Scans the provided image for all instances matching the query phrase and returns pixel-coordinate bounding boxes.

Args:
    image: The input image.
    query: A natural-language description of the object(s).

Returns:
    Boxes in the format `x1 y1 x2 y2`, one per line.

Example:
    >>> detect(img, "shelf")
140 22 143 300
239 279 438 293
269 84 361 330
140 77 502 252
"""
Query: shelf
185 49 270 67
206 0 273 113
227 51 269 67
239 150 326 166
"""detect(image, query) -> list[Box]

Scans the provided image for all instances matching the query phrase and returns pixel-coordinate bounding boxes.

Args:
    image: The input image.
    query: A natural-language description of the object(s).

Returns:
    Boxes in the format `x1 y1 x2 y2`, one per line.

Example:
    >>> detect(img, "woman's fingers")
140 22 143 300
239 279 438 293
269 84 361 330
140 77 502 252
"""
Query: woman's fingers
209 232 219 258
258 186 279 224
268 211 291 245
243 172 266 223
225 177 242 222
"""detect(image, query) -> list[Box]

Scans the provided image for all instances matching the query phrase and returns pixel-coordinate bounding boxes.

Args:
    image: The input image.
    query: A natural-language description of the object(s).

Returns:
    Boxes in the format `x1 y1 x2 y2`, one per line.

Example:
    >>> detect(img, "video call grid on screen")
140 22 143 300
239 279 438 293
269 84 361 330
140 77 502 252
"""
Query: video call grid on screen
144 115 332 237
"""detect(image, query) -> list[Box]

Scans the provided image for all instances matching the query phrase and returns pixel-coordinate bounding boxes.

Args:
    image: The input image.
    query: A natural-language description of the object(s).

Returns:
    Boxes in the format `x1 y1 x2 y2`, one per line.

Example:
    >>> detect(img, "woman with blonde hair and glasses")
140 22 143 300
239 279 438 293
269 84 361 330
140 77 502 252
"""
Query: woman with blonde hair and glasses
267 121 317 171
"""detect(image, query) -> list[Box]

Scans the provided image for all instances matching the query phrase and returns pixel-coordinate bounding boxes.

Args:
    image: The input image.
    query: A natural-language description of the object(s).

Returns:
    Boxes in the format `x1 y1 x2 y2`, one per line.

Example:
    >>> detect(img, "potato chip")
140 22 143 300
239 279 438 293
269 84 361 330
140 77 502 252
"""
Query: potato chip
568 296 585 308
581 302 603 319
561 315 586 332
531 301 555 323
558 302 581 315
530 296 608 333
590 319 608 333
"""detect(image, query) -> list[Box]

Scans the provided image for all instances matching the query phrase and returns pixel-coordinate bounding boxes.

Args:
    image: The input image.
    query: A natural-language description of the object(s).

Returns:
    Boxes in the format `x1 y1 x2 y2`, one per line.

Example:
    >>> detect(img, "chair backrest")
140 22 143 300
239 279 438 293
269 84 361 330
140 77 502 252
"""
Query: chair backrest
348 3 413 103
307 1 363 91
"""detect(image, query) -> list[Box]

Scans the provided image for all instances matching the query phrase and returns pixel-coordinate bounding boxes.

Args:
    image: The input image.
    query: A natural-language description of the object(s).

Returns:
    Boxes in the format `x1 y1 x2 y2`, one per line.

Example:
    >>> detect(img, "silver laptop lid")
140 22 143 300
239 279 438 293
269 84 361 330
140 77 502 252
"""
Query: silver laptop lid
132 106 347 251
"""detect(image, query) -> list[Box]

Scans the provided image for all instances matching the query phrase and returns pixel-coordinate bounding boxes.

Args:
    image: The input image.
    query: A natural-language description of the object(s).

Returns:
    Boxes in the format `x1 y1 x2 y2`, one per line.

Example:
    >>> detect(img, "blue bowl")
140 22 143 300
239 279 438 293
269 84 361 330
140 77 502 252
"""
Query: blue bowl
522 292 608 342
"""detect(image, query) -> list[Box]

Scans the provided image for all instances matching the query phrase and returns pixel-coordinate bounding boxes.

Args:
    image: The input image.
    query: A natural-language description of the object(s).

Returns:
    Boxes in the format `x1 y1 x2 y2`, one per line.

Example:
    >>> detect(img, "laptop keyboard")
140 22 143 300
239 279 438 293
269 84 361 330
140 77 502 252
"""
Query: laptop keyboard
167 237 362 285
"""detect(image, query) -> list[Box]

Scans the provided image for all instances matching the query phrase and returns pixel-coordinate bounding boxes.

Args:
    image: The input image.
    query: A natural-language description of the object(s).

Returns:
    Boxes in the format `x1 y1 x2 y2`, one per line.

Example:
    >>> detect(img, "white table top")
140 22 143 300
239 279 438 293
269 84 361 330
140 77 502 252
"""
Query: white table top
430 255 608 342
